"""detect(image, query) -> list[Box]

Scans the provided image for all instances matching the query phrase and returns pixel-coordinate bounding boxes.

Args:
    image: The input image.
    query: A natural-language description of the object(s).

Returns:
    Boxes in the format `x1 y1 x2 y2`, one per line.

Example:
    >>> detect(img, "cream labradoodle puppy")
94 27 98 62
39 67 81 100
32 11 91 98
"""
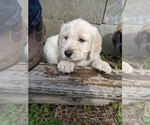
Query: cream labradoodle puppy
43 19 111 74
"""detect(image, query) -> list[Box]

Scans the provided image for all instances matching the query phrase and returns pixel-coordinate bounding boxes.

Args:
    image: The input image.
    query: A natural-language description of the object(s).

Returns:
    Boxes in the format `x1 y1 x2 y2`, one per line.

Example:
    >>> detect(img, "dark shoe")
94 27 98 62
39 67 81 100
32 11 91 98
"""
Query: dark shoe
0 20 26 71
29 20 46 70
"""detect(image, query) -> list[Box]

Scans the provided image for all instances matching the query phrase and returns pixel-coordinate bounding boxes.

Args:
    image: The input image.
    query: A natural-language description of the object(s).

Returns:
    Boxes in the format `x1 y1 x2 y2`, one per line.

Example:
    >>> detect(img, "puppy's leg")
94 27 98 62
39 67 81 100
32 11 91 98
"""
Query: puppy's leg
43 35 59 64
91 58 111 74
122 61 133 74
57 60 75 73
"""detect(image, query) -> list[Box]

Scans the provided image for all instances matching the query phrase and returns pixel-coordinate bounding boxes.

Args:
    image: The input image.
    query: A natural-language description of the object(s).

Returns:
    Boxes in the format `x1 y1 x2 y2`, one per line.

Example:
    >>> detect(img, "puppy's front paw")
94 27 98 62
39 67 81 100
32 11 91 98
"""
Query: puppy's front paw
122 61 133 74
92 59 111 74
57 60 75 73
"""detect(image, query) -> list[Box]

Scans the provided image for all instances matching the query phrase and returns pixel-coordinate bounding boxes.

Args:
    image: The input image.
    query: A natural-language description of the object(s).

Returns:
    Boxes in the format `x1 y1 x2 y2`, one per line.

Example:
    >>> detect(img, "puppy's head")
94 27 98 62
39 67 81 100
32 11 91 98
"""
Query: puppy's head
112 24 122 52
134 23 150 52
58 19 102 62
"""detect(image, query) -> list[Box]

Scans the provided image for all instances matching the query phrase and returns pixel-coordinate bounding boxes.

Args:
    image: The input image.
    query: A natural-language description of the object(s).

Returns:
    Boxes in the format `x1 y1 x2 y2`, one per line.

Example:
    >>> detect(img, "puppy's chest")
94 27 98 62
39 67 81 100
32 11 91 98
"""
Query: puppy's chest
76 60 92 67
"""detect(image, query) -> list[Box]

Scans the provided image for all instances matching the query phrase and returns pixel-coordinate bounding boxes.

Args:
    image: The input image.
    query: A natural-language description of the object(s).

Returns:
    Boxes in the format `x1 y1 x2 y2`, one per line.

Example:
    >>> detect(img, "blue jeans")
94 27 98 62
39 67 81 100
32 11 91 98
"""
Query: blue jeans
0 0 42 35
0 0 22 35
29 0 42 34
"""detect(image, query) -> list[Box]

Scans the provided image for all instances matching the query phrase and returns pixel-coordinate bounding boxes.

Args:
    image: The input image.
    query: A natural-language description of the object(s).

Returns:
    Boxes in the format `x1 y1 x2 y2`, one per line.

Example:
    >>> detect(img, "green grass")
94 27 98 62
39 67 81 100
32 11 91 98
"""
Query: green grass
101 52 150 70
29 103 60 125
0 103 28 125
138 57 150 69
123 102 150 124
29 102 122 125
100 52 122 69
2 102 150 125
141 104 150 124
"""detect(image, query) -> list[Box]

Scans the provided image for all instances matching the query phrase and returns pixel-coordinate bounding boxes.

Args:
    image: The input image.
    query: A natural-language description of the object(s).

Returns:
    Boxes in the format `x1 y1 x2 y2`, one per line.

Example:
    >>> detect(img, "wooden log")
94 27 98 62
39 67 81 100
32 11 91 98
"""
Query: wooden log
1 63 149 105
0 63 28 104
29 64 150 105
122 70 150 103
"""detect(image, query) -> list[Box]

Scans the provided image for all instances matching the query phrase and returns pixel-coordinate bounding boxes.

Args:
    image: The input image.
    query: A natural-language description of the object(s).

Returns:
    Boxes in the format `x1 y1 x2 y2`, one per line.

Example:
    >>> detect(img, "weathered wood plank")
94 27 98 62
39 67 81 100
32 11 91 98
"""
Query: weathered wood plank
122 70 150 102
1 63 150 105
29 64 150 105
0 63 28 103
29 64 122 105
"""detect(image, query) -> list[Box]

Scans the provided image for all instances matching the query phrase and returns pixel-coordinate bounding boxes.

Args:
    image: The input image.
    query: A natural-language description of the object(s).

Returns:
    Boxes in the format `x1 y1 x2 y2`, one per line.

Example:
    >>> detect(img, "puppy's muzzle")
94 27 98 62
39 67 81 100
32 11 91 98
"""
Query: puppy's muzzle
64 50 73 58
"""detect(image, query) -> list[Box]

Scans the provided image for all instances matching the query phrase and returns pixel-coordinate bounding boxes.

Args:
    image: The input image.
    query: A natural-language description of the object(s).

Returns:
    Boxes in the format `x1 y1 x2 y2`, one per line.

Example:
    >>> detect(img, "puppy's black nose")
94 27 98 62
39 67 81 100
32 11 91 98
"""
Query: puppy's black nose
64 50 73 58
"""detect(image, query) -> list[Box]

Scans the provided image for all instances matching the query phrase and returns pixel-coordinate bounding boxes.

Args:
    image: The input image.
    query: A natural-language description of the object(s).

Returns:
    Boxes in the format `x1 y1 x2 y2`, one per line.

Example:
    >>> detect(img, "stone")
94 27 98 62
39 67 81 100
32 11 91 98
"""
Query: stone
76 0 107 24
122 0 126 9
122 25 149 57
122 0 126 8
43 19 64 38
40 0 107 24
103 0 122 25
122 0 150 25
40 0 58 19
94 24 118 55
55 0 79 22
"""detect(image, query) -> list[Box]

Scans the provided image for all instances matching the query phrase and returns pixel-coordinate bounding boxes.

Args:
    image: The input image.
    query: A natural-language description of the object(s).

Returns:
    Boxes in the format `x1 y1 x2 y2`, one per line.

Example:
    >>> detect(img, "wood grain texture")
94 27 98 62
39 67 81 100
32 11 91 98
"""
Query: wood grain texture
1 63 149 105
0 63 28 104
29 64 150 105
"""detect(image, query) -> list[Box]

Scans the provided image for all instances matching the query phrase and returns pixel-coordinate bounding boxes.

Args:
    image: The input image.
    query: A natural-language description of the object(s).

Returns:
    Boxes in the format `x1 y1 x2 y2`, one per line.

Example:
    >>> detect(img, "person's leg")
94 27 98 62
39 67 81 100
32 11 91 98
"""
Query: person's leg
29 0 46 70
0 0 26 71
0 0 22 34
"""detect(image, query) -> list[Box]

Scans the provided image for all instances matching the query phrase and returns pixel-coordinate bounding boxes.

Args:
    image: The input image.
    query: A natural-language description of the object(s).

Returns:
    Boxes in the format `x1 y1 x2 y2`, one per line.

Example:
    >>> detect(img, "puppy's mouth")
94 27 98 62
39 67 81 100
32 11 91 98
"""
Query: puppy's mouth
63 54 83 62
63 50 85 62
64 56 81 62
65 57 72 60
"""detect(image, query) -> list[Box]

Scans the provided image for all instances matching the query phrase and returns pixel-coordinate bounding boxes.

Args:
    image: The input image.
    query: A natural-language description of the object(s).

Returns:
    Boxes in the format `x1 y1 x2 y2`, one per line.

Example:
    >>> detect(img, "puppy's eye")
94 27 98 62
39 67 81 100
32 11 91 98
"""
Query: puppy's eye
78 38 86 43
64 36 68 40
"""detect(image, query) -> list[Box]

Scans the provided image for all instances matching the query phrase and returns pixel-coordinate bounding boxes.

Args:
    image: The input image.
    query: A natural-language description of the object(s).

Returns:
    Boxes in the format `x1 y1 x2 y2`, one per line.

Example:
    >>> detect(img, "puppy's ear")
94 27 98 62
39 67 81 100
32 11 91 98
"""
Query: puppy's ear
112 24 122 52
135 23 150 52
90 27 102 60
58 34 61 49
58 23 67 48
112 31 122 52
